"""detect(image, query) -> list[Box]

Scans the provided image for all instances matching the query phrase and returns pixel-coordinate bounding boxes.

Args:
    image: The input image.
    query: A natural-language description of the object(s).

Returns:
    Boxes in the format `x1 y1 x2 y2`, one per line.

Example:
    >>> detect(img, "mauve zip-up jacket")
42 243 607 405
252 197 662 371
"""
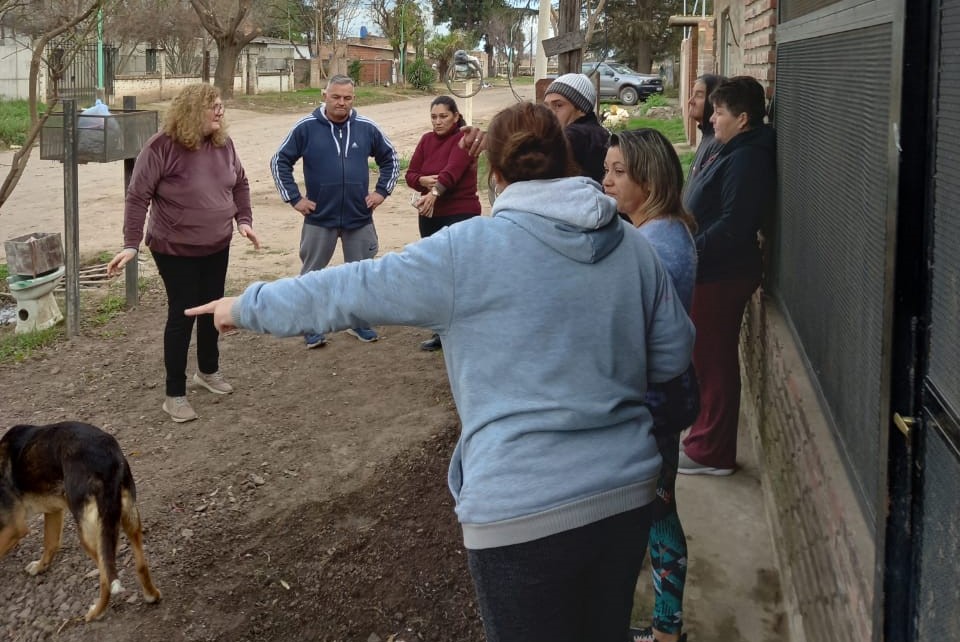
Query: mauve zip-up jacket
271 105 399 229
123 132 252 257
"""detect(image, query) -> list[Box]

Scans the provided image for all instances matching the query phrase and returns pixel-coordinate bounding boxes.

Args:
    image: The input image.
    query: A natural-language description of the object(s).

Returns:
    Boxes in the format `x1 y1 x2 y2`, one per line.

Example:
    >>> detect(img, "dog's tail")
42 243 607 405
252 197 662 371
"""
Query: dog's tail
83 462 125 621
119 459 161 605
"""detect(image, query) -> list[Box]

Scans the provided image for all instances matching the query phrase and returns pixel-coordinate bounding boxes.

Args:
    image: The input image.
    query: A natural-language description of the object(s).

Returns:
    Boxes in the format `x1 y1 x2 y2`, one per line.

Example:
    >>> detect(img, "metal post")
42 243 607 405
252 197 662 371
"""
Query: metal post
62 100 81 336
122 95 139 309
535 0 550 80
96 9 105 100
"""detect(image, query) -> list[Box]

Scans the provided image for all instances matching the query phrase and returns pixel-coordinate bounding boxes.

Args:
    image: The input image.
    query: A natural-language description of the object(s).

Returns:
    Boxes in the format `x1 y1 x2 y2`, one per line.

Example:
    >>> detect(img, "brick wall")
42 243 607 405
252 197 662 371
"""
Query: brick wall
740 295 876 642
744 0 777 95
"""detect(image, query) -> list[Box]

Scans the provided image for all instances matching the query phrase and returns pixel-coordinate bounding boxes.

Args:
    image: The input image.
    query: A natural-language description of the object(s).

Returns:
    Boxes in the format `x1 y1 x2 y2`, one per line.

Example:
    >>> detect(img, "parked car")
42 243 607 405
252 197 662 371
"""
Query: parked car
581 61 664 106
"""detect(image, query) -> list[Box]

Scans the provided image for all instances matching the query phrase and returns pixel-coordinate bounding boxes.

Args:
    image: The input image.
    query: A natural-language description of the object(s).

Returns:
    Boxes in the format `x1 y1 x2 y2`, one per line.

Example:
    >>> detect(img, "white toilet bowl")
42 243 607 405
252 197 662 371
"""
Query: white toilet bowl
6 265 65 334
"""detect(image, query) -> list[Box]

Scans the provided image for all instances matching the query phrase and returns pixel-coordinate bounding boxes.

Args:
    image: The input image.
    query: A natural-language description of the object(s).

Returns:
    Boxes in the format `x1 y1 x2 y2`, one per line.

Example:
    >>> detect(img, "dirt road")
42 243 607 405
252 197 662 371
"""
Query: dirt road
0 85 533 276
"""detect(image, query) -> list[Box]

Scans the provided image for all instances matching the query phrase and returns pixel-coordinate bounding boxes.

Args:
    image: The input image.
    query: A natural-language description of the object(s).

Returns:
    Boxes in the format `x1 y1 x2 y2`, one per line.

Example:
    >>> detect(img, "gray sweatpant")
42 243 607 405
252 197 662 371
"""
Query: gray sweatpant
299 222 379 275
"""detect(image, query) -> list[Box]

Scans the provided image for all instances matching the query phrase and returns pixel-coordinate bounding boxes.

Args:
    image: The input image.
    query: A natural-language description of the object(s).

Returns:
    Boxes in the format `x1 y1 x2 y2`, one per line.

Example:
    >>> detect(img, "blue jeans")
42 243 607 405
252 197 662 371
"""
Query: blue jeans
467 505 653 642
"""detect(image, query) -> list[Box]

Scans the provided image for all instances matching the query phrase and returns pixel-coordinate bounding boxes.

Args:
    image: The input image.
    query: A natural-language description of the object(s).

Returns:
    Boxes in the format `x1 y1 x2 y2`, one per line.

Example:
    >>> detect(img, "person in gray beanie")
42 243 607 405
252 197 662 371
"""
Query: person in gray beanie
544 72 610 183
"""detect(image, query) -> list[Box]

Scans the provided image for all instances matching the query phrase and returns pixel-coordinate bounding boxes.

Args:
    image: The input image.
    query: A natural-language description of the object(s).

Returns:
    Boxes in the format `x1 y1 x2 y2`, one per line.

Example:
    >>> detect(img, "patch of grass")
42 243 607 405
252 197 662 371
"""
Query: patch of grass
369 156 411 172
91 294 125 326
0 99 45 148
624 116 687 144
640 94 670 113
0 263 7 281
679 150 694 177
226 85 427 114
0 325 62 363
95 251 113 263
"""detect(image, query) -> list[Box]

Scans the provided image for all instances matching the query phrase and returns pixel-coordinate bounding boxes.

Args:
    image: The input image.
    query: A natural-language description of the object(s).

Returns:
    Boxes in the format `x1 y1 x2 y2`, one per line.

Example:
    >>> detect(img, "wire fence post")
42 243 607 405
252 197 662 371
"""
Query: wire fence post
62 99 80 337
122 95 139 308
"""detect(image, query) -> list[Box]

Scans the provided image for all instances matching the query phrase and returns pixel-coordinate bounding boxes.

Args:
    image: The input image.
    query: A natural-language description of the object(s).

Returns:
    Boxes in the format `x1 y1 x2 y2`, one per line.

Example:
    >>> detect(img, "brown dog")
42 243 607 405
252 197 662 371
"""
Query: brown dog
0 421 161 621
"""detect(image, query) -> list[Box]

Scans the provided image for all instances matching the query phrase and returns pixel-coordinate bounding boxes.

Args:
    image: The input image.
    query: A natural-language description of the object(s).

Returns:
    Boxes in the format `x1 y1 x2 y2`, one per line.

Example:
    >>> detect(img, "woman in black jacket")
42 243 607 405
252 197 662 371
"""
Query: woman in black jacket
679 76 776 476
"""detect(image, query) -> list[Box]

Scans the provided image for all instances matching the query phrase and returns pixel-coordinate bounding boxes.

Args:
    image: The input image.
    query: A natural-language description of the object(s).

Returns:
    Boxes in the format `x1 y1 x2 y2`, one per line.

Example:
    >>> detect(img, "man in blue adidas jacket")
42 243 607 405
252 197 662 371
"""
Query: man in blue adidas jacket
271 74 399 347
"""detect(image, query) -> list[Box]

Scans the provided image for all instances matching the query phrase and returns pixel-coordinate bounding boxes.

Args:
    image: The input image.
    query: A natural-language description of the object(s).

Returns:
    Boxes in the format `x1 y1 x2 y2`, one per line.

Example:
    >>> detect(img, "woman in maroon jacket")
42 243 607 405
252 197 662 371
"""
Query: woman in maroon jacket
405 96 481 351
106 84 260 423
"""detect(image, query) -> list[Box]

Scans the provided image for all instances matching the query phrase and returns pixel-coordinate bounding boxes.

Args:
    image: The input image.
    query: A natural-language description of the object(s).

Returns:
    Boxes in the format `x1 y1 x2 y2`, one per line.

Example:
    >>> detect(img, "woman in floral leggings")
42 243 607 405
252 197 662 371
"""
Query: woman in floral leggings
603 129 699 642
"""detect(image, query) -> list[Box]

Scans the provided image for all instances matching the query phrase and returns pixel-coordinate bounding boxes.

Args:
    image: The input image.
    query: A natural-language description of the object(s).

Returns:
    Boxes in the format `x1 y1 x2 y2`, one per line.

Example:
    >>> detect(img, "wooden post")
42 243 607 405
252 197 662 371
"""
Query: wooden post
464 79 473 125
557 0 583 74
62 100 81 337
122 95 139 309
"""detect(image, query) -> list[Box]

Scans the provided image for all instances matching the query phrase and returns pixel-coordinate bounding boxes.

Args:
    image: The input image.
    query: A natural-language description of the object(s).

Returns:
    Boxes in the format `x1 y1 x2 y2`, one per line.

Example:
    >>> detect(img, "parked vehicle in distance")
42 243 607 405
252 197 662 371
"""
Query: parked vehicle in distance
581 61 664 106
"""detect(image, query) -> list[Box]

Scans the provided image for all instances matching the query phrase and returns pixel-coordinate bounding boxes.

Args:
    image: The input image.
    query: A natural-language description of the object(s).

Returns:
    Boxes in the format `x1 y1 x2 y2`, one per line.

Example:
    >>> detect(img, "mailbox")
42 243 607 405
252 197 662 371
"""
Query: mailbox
40 109 159 164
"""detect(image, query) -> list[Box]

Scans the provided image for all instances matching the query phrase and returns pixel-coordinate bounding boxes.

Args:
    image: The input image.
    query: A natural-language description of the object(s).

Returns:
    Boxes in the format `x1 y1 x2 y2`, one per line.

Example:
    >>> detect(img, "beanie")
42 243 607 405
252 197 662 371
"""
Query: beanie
544 73 597 114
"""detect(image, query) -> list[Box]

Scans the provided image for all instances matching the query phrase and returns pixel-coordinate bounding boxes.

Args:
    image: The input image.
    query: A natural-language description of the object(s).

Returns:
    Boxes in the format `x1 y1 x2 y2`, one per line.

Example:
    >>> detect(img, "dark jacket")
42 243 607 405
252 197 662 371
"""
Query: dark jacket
565 113 609 183
683 124 776 283
271 106 399 229
689 122 723 180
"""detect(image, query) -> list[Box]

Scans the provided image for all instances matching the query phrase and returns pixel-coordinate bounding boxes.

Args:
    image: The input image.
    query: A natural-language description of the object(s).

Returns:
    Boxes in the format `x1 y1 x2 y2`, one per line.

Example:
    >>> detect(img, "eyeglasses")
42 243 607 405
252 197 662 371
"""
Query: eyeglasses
209 103 225 114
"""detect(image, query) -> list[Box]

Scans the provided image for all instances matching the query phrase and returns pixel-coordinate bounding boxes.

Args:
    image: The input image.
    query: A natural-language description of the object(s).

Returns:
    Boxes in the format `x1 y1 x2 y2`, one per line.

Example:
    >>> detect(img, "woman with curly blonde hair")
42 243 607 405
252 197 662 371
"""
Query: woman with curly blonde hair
107 83 260 423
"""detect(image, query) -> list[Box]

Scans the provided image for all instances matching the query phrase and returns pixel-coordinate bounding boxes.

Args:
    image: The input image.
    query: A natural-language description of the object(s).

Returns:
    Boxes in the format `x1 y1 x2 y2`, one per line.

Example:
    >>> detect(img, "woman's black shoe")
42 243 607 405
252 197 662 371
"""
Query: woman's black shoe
420 334 442 351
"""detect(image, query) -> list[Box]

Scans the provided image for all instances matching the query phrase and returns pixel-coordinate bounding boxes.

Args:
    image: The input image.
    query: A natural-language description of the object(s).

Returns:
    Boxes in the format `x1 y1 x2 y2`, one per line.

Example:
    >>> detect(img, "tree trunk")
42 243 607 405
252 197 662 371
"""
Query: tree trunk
635 39 653 74
215 39 244 98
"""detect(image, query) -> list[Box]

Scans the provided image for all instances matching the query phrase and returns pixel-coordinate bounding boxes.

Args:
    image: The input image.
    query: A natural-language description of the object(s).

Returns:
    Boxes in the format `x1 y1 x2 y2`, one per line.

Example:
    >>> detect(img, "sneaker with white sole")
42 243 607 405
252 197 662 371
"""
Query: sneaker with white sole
162 396 198 423
304 333 327 349
629 626 687 642
678 451 735 476
346 327 378 342
193 371 234 395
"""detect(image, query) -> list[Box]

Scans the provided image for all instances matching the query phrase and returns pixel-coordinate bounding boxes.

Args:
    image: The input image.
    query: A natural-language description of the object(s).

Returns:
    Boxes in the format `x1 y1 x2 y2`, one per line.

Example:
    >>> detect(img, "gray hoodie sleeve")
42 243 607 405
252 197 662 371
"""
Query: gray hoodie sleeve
644 262 696 384
231 233 456 336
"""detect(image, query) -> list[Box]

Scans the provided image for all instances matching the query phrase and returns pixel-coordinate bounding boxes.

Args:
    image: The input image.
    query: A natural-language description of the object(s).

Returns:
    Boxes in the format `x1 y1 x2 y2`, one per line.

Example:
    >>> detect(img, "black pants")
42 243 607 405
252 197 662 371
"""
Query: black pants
418 212 478 238
152 248 229 397
467 505 652 642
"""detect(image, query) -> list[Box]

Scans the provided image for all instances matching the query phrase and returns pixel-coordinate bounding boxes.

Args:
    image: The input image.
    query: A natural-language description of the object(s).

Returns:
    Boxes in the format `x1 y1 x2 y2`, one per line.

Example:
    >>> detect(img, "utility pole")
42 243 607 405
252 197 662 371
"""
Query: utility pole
535 0 549 79
96 8 104 100
398 2 405 84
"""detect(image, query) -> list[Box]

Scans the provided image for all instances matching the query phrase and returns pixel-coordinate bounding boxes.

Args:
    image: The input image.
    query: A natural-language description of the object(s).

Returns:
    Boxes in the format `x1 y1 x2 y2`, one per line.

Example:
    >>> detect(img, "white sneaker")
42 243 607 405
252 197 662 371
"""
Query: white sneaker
193 371 234 395
162 396 198 423
678 451 735 476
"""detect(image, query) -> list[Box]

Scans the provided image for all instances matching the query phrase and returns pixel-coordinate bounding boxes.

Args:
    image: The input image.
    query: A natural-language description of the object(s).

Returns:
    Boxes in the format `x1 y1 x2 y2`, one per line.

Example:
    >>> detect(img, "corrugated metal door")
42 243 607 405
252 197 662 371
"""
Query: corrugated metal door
911 0 960 638
774 0 899 527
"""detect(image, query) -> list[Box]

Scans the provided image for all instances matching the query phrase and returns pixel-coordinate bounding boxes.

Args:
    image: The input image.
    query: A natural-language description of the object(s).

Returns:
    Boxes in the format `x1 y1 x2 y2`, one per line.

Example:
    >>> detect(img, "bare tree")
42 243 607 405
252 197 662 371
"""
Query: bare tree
0 0 105 211
189 0 262 98
583 0 606 49
102 0 203 74
315 0 364 79
369 0 423 70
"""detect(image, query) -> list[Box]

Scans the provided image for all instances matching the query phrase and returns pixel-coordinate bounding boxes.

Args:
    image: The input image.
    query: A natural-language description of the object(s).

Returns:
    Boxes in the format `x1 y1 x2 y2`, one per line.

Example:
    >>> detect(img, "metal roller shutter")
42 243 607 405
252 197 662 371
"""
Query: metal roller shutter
774 24 892 524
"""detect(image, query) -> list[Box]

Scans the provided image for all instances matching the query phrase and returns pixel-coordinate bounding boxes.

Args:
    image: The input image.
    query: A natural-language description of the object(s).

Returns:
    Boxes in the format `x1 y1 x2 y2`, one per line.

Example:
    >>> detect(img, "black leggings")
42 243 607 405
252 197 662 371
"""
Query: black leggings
467 505 652 642
418 212 478 238
152 248 229 397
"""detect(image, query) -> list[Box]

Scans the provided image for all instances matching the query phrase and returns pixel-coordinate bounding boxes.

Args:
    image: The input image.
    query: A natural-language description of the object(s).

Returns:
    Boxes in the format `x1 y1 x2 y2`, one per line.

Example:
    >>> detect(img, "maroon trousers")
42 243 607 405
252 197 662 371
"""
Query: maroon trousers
682 277 759 469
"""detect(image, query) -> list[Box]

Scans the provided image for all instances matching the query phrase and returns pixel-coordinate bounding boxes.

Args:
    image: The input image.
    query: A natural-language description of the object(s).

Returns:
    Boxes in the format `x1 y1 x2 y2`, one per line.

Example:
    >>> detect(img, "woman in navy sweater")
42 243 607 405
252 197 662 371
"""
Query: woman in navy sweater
405 96 481 350
680 76 776 476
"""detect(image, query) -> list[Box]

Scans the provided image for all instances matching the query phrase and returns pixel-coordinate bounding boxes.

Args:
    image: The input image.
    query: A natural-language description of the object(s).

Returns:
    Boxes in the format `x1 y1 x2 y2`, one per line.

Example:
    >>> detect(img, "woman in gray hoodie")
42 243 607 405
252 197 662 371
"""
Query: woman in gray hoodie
187 102 694 642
